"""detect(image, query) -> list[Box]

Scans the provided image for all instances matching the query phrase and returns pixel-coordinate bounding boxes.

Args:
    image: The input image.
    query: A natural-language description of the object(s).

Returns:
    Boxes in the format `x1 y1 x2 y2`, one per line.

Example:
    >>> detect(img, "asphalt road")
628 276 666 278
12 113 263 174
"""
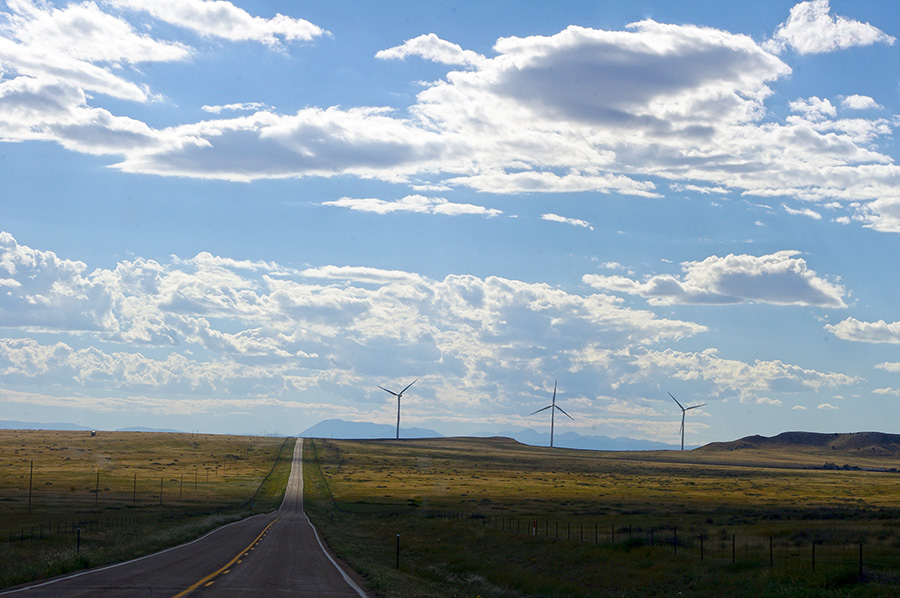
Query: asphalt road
1 440 368 598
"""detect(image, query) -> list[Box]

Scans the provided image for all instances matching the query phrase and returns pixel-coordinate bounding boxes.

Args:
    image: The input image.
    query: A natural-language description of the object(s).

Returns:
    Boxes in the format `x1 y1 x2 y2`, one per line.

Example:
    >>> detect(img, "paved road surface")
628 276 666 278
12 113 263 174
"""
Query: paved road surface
1 440 368 598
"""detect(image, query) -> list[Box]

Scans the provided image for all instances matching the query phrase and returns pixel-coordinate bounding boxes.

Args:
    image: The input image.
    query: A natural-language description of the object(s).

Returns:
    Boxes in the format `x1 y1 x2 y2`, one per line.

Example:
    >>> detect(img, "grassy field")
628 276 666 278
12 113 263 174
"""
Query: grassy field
303 436 900 598
0 429 294 589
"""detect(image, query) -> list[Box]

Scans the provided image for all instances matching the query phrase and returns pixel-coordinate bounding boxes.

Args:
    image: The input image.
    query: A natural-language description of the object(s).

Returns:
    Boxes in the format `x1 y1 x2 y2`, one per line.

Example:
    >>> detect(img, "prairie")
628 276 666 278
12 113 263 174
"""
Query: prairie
303 436 900 598
0 429 294 588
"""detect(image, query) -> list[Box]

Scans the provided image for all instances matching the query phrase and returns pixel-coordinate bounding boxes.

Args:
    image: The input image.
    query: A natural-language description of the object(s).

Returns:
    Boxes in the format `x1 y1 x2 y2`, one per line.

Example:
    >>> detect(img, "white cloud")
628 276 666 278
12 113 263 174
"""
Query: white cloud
841 95 881 110
0 8 896 230
782 203 822 220
826 318 900 344
541 213 593 230
792 405 808 410
875 362 900 373
201 102 270 114
607 346 856 403
300 266 424 285
107 0 328 47
789 96 836 121
768 0 895 54
0 232 863 428
583 250 847 308
817 403 839 410
322 195 501 217
376 33 486 67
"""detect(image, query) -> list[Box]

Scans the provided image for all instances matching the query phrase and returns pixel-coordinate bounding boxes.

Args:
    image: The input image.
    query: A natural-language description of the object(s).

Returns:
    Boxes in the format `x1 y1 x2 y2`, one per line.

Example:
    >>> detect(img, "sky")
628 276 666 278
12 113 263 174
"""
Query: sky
0 0 899 445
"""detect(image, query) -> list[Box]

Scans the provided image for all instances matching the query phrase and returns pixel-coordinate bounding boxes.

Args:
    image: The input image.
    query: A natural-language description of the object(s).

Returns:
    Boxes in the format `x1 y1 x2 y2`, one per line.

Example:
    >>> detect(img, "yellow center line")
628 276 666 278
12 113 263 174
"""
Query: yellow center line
169 518 279 598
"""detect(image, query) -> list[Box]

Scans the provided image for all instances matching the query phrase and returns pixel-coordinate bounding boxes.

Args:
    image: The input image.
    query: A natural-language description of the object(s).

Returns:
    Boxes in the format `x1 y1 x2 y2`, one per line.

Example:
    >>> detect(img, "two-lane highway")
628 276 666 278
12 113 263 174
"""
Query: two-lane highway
1 440 368 598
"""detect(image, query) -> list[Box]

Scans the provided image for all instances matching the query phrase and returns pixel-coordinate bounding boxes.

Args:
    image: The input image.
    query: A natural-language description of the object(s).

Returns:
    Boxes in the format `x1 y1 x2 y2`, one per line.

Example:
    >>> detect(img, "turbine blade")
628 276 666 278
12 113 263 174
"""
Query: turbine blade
554 405 575 421
400 379 417 395
668 392 685 410
530 405 552 416
685 403 706 411
378 385 399 397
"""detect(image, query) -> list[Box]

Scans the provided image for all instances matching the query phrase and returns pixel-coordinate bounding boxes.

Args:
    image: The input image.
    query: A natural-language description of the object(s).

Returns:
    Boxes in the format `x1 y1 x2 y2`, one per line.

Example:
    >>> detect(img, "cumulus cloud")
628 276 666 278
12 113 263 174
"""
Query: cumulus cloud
583 250 846 308
789 96 836 121
107 0 328 47
826 318 900 344
541 213 593 230
768 0 895 54
0 232 861 427
376 33 485 67
322 195 502 217
841 95 881 110
0 6 897 228
875 362 900 373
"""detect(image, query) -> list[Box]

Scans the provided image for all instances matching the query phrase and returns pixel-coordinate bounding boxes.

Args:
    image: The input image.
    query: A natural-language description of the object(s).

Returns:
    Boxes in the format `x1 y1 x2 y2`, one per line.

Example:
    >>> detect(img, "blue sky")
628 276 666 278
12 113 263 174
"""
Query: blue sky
1 0 899 444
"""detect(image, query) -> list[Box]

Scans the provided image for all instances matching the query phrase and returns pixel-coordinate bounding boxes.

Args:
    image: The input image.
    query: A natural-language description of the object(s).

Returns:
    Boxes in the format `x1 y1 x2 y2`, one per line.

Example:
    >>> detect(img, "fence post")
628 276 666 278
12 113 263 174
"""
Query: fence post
700 534 704 562
28 459 33 514
732 534 736 564
76 526 81 554
770 536 773 567
611 523 614 543
673 527 677 556
651 527 654 547
859 542 863 579
812 542 816 572
396 533 400 569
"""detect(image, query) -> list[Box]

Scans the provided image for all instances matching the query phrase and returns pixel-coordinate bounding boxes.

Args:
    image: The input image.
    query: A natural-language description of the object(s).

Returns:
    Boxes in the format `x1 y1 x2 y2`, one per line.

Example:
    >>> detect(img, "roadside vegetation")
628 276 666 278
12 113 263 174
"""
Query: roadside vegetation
0 430 294 589
303 436 900 598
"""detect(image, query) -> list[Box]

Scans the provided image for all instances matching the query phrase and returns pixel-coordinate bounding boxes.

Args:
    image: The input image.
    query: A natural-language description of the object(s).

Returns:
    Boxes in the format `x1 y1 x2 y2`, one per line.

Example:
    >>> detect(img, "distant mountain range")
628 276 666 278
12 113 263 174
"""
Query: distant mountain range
0 420 94 431
301 418 681 451
300 419 443 439
0 420 183 434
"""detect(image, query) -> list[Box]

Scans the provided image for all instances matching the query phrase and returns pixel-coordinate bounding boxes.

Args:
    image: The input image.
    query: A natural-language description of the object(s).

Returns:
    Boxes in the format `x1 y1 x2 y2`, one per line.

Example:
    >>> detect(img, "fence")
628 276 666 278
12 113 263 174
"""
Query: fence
397 506 900 581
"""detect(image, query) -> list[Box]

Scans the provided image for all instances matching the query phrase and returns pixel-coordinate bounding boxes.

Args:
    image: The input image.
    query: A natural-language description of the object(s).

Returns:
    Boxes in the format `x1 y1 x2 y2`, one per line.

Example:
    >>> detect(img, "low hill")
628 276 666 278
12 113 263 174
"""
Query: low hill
701 431 900 455
694 431 900 469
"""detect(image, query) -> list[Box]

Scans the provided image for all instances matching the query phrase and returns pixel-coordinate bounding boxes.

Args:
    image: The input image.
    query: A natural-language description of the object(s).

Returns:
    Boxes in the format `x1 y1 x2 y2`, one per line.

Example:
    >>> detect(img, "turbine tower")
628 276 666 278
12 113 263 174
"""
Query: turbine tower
378 379 417 439
669 392 706 451
529 380 573 448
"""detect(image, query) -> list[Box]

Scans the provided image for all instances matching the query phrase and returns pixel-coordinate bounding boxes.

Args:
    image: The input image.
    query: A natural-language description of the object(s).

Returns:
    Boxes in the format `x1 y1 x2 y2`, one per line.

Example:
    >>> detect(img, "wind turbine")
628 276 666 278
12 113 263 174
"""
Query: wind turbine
378 379 417 439
669 392 706 451
529 380 573 448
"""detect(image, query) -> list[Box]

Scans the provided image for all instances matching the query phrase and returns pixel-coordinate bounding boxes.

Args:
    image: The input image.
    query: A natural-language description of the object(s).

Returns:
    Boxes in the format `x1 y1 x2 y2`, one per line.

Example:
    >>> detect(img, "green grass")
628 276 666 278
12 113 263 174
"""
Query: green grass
303 437 900 598
0 430 295 589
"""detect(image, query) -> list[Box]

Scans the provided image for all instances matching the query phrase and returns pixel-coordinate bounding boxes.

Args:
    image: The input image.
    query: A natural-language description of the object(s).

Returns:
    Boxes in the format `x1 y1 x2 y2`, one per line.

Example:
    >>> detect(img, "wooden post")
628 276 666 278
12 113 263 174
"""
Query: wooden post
159 477 163 505
859 542 863 579
95 469 100 505
770 536 773 567
732 534 736 563
812 542 816 572
700 534 704 561
133 473 137 506
395 533 400 569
